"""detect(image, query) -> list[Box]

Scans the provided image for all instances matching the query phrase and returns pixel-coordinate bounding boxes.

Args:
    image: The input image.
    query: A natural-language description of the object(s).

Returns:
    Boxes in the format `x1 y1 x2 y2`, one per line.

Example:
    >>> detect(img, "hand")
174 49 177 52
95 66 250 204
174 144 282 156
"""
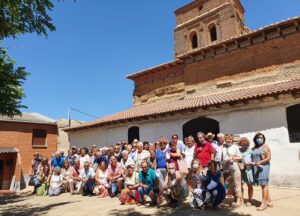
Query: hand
255 162 261 167
143 184 149 189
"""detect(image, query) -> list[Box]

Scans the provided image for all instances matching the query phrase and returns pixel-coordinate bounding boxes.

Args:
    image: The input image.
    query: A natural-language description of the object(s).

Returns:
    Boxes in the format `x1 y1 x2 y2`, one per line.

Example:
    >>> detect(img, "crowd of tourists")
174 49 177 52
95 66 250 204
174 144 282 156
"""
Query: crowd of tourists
29 132 272 211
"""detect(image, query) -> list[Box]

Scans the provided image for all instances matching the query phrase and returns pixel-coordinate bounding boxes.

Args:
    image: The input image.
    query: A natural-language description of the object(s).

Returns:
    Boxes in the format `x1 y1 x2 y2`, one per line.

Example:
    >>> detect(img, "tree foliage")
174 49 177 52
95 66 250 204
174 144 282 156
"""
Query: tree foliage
0 49 28 116
0 0 55 39
0 0 56 116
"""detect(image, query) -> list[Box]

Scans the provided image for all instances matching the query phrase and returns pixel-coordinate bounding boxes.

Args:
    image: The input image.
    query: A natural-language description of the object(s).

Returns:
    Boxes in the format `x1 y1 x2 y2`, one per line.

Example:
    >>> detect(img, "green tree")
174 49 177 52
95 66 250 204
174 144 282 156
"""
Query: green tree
0 0 56 116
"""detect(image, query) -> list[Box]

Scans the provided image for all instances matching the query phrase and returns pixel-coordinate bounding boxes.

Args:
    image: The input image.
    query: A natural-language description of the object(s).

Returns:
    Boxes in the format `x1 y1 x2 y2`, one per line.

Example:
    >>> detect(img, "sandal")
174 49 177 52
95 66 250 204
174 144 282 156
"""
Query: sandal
257 204 267 211
244 202 252 207
266 202 274 208
231 202 242 208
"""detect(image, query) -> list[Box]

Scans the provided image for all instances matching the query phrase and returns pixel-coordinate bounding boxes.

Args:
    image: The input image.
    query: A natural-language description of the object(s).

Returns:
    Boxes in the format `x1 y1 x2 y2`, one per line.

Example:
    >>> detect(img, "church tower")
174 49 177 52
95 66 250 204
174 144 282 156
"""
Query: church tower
174 0 246 57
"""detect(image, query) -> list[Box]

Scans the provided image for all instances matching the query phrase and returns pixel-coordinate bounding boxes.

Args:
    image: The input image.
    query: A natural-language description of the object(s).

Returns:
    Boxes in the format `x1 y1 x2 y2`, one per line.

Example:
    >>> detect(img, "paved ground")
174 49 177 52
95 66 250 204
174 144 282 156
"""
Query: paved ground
0 187 300 216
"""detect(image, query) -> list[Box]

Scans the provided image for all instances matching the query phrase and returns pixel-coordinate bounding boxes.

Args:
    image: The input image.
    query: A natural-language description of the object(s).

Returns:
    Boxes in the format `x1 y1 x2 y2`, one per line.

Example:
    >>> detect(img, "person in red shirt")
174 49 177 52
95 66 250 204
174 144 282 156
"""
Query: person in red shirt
194 132 215 168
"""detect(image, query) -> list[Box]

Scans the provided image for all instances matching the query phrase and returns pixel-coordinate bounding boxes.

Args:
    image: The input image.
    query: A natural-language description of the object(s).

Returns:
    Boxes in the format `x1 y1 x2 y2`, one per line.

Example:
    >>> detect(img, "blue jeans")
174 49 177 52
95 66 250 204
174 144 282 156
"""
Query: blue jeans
111 182 118 194
137 186 146 203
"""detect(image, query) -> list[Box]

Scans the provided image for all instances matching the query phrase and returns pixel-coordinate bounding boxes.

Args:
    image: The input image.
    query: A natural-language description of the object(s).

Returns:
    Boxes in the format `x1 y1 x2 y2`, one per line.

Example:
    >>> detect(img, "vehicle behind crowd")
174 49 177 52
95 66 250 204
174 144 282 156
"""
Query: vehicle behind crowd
29 132 272 211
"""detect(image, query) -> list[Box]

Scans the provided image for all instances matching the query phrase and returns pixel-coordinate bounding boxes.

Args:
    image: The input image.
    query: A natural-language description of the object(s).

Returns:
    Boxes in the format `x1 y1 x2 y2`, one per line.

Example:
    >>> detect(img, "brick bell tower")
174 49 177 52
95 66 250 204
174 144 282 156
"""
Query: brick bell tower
174 0 246 58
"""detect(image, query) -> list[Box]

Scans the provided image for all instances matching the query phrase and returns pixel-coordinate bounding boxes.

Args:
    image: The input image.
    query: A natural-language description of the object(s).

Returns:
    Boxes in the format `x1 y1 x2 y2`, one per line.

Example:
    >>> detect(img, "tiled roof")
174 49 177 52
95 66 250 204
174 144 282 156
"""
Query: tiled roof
0 113 56 125
65 79 300 132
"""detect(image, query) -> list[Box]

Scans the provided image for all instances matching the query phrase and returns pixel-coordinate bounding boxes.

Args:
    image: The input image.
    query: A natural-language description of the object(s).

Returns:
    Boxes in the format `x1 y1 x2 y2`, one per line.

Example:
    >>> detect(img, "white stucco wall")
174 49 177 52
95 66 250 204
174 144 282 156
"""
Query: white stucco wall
69 102 300 187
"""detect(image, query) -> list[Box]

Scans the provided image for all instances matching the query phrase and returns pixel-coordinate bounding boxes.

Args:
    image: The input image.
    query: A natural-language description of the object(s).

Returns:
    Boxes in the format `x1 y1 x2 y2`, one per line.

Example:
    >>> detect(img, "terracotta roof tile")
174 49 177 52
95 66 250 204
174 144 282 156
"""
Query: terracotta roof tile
65 79 300 132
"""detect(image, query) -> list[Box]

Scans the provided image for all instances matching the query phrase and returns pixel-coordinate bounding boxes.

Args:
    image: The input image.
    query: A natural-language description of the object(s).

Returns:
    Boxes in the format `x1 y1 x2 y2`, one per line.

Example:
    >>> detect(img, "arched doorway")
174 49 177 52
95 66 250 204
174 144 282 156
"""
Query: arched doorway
128 126 140 144
182 117 220 142
286 103 300 143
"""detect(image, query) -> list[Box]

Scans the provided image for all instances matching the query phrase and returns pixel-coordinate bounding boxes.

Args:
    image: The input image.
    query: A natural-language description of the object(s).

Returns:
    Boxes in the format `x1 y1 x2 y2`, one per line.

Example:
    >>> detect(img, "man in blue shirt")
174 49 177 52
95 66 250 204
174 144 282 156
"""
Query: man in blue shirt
93 151 108 167
137 161 160 205
51 151 65 170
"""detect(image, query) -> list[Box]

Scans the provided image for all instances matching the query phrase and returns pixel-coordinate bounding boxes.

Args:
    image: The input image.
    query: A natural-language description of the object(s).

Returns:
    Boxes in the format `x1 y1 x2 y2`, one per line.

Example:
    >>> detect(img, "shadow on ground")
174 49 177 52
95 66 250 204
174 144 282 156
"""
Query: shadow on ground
108 197 254 216
0 199 77 216
0 195 30 205
108 206 252 216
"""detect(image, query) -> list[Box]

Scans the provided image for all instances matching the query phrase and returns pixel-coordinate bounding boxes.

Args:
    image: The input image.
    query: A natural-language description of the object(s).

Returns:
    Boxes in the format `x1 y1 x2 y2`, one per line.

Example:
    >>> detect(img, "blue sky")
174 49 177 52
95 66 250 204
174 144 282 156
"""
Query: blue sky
3 0 300 121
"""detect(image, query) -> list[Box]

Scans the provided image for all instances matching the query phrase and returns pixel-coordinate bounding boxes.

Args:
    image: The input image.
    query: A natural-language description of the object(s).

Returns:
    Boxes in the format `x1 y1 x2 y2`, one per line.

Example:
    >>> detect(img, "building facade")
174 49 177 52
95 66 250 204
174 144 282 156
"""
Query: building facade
66 0 300 187
0 113 57 193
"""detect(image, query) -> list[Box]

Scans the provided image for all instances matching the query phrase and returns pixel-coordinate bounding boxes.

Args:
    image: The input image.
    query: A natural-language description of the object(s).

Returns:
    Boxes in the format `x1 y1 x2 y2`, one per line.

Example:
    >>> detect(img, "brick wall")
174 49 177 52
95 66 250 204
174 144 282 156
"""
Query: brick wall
174 0 245 57
132 30 300 106
0 122 57 176
184 33 300 85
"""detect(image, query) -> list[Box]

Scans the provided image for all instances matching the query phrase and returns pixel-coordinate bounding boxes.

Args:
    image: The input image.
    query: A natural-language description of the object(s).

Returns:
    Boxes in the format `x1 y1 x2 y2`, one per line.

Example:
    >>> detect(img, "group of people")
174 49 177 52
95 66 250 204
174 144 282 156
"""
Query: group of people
29 132 273 211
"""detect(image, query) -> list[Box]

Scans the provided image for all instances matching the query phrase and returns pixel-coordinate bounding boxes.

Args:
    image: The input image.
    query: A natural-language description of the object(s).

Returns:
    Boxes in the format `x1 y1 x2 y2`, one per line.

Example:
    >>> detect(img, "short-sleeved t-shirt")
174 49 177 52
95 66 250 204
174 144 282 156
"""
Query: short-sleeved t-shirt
194 141 214 167
79 167 95 179
107 163 122 182
51 157 64 168
94 156 109 167
138 168 157 193
156 148 168 169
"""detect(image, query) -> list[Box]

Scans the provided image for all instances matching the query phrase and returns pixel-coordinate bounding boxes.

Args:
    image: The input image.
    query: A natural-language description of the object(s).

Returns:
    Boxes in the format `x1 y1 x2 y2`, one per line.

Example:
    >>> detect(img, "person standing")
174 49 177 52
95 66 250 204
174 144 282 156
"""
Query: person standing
155 138 169 180
239 137 254 206
136 142 150 172
212 133 225 169
194 132 214 169
222 134 243 207
182 136 196 170
252 133 272 211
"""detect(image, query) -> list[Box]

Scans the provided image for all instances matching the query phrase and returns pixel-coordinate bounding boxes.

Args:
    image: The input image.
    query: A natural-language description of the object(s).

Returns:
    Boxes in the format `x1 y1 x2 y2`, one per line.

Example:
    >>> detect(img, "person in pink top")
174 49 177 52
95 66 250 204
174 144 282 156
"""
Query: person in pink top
108 155 123 197
69 159 81 194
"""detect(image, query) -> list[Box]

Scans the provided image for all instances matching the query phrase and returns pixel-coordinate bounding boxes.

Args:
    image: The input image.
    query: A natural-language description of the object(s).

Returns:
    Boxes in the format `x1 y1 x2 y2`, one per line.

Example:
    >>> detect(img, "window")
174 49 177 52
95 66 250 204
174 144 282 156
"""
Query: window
198 5 203 12
32 129 47 147
209 24 217 42
190 32 198 49
128 126 140 144
286 104 300 143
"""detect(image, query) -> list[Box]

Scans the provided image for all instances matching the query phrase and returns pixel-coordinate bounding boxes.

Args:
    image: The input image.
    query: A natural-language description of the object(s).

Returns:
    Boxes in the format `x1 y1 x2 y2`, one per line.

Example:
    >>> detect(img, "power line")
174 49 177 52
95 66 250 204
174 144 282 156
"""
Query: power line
69 107 98 119
68 107 98 128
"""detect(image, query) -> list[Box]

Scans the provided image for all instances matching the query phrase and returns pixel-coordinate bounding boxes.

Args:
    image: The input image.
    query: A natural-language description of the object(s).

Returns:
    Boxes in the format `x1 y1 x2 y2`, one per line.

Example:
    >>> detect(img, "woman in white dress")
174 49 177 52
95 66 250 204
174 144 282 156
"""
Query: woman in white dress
93 161 110 198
